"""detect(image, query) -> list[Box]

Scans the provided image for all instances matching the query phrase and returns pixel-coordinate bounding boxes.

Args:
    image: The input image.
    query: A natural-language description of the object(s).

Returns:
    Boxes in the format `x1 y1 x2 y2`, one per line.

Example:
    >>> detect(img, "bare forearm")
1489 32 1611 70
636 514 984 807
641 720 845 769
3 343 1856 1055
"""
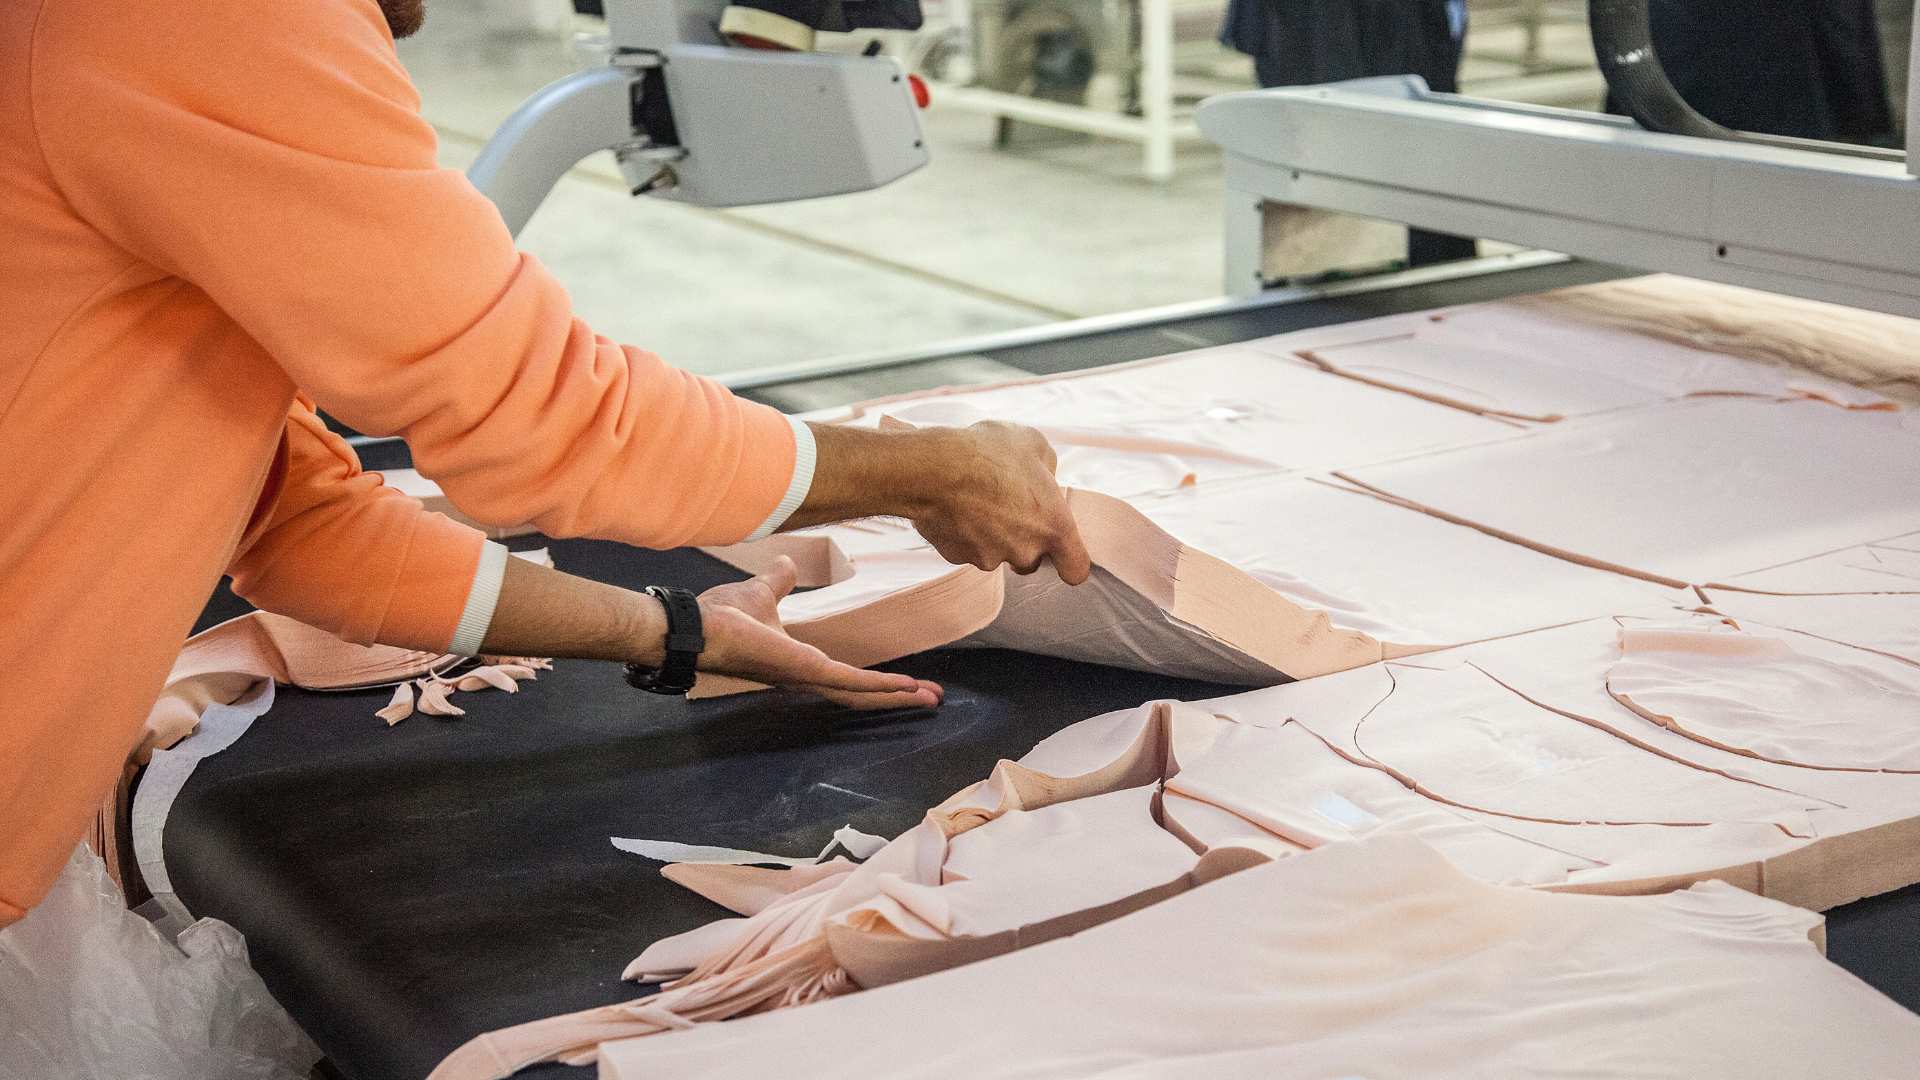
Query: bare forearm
476 556 666 666
781 423 951 530
785 418 1091 583
473 552 942 709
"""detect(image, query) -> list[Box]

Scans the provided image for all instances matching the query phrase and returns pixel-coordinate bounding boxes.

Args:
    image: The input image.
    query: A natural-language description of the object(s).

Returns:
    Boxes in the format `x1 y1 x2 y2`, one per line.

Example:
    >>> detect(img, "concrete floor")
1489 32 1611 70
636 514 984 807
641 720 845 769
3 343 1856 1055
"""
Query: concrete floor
398 1 1602 377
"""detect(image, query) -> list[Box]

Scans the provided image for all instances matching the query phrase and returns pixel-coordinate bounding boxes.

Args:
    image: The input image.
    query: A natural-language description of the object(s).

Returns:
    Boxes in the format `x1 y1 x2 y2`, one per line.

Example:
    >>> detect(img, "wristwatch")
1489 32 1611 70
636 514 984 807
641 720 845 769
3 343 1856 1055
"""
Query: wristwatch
624 586 705 695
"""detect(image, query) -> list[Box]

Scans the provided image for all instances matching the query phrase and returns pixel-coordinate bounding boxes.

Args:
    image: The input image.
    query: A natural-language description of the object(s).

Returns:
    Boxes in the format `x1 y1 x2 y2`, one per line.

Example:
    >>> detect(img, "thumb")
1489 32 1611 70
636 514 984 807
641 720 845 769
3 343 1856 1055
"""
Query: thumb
754 554 800 601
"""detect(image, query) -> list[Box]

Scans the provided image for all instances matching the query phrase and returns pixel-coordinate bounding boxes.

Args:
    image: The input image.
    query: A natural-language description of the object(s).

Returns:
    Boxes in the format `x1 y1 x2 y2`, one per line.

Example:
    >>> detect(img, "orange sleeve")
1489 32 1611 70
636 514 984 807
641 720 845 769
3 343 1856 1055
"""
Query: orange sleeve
30 0 797 550
228 401 488 651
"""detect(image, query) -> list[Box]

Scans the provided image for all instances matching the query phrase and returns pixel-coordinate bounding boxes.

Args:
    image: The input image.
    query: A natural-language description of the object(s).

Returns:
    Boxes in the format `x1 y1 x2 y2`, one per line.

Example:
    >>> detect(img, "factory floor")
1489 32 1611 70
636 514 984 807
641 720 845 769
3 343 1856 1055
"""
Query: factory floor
400 1 1603 377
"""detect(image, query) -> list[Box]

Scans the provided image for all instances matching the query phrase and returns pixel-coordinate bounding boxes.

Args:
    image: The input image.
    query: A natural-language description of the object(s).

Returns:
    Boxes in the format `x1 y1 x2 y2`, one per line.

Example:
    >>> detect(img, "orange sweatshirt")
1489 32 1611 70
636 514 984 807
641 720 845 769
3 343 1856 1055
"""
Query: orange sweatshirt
0 0 812 924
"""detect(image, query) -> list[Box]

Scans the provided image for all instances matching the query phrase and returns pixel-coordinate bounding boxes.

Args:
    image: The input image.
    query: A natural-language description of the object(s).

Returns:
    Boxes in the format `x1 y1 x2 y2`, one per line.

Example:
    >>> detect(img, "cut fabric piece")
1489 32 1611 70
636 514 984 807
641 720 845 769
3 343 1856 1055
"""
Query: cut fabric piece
1717 540 1920 595
1162 718 1596 886
1698 589 1920 667
1339 398 1920 586
824 344 1518 495
697 488 1389 695
141 611 459 764
597 837 1920 1080
1451 614 1920 911
1285 298 1891 422
433 611 1920 1080
1610 625 1920 772
699 477 1679 695
427 702 1272 1079
1513 273 1920 389
610 824 889 869
1177 648 1835 900
1127 476 1680 645
147 548 556 746
1348 662 1821 830
112 591 555 892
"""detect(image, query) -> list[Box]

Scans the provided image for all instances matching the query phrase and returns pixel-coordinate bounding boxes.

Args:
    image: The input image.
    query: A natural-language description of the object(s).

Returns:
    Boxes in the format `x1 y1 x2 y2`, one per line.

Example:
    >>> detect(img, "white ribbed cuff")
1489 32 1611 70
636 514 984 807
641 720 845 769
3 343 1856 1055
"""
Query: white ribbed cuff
742 416 817 542
448 540 511 656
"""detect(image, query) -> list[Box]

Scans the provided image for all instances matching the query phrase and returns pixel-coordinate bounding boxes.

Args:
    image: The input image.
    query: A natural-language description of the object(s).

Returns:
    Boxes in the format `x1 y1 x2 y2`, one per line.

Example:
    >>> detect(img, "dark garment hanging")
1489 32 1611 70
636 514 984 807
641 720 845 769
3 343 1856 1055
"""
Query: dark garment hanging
1612 0 1895 145
1220 0 1475 266
1221 0 1464 92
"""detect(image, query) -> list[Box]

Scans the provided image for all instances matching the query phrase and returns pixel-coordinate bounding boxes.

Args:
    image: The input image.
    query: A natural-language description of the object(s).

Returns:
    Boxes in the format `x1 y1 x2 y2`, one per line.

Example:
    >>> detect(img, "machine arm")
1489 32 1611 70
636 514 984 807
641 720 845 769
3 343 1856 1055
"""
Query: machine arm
468 66 653 238
467 0 930 236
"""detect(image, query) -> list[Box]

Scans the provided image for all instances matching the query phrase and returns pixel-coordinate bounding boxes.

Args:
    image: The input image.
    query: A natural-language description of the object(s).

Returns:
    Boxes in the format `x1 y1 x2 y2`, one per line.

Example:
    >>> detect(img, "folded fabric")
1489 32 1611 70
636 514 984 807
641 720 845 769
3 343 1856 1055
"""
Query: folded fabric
106 561 557 895
697 487 1392 695
426 280 1920 1076
698 476 1680 695
140 611 457 767
432 594 1920 1078
698 293 1915 694
597 835 1920 1080
427 701 1283 1080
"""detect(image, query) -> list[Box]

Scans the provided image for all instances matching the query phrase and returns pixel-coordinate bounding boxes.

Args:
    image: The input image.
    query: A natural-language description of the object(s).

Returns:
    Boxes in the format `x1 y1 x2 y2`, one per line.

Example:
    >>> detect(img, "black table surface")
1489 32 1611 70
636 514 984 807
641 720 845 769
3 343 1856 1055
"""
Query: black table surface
166 259 1920 1079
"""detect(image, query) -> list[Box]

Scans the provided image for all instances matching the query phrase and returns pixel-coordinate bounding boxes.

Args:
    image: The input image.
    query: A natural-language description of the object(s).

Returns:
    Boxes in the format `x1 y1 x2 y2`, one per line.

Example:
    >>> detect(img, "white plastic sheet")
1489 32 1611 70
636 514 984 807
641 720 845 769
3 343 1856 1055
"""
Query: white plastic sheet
0 844 319 1080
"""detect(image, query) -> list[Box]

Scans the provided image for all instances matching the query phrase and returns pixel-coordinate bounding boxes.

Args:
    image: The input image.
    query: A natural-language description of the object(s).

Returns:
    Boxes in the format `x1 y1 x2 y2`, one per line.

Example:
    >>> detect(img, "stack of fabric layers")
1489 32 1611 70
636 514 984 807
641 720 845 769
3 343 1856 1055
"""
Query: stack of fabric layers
431 275 1920 1078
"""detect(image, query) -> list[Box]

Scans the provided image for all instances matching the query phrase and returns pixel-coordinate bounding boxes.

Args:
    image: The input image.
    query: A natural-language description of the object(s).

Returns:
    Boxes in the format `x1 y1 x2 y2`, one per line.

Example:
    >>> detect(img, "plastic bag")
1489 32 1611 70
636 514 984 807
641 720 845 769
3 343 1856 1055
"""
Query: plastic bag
0 845 321 1080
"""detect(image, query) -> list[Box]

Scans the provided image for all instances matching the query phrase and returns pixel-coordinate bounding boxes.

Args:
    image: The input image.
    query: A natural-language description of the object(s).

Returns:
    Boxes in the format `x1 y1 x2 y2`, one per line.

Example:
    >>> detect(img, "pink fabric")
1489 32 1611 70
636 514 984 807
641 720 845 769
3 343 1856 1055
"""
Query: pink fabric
428 286 1920 1077
1338 398 1920 588
599 836 1920 1080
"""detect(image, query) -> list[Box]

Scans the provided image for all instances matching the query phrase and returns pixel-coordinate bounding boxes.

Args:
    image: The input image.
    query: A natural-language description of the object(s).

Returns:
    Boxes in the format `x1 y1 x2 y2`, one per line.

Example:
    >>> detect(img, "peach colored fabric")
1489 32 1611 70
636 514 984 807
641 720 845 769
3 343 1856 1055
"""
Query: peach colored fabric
429 702 1270 1079
1436 613 1920 911
1516 273 1920 389
435 591 1920 1077
1609 627 1920 772
0 0 798 923
1698 589 1920 666
1719 537 1920 594
1282 299 1892 423
719 325 1909 693
598 837 1920 1080
140 611 456 766
1339 398 1920 587
821 344 1520 491
701 473 1677 694
698 487 1392 695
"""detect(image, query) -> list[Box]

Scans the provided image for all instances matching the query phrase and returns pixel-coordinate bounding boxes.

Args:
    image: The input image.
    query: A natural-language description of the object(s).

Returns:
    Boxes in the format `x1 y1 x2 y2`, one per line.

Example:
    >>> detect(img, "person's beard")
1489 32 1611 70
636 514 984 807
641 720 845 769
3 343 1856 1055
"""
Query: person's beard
379 0 428 37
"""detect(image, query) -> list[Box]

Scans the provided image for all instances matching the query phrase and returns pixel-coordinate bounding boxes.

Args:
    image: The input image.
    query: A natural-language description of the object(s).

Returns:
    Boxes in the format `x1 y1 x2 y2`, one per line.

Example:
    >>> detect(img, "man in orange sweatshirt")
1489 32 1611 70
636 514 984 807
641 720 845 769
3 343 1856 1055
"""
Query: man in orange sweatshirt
0 0 1091 926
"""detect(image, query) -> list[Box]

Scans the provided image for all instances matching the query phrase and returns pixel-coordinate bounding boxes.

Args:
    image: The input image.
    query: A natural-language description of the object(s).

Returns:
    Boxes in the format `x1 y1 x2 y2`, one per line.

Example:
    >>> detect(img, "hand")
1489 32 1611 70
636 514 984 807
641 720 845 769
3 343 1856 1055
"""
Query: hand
697 556 945 710
910 422 1092 583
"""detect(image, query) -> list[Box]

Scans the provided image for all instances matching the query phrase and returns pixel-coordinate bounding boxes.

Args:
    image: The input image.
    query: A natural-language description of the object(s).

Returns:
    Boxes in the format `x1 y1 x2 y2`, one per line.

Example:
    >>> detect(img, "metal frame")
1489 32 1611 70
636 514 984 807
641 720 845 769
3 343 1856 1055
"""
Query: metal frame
1201 77 1920 317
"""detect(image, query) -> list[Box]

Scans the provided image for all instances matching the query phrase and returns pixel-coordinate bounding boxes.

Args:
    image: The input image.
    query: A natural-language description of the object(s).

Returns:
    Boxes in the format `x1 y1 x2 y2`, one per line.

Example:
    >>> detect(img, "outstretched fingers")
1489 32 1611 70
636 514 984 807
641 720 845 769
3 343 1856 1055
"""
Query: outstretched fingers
781 640 943 709
813 679 945 711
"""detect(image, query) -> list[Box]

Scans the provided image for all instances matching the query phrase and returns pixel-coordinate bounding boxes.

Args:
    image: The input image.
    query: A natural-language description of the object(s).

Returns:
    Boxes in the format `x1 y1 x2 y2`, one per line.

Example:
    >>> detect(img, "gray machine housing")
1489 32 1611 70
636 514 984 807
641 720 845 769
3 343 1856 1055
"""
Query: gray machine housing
467 0 929 235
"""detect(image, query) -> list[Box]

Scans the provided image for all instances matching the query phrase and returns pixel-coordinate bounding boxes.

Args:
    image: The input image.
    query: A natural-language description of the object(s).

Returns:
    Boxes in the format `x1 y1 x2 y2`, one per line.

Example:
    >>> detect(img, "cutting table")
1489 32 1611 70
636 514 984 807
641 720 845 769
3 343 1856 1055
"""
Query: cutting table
165 256 1920 1080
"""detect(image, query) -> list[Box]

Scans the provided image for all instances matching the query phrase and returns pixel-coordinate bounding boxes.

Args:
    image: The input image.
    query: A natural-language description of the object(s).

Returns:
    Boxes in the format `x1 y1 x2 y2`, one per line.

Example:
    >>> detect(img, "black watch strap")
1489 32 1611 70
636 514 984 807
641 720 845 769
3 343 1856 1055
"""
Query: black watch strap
624 586 705 695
